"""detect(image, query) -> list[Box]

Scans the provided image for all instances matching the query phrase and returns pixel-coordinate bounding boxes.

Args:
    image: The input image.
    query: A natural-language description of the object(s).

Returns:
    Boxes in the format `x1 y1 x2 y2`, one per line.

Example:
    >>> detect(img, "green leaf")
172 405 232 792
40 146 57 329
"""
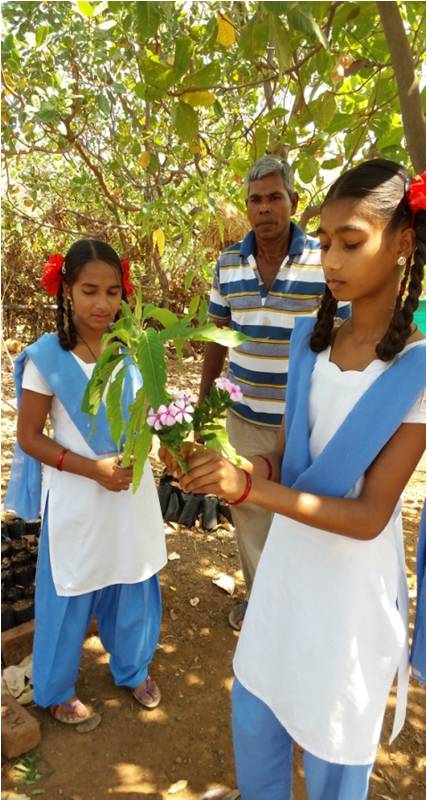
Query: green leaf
253 126 268 159
239 12 270 58
97 19 117 30
140 57 175 90
184 269 196 291
106 364 127 447
131 422 153 491
197 422 241 464
35 105 56 122
134 81 145 99
97 94 110 115
181 60 221 90
82 344 125 415
309 91 336 128
35 25 50 47
230 157 251 177
135 1 161 39
142 303 179 328
198 299 208 325
174 101 199 143
263 1 288 14
297 156 318 183
285 6 328 48
187 324 248 348
268 14 292 71
187 295 200 319
173 36 193 80
136 329 168 409
76 1 95 18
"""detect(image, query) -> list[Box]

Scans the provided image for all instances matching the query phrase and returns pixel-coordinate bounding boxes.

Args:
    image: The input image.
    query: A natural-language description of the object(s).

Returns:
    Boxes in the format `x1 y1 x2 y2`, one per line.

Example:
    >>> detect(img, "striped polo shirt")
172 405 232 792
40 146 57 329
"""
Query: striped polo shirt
208 223 350 428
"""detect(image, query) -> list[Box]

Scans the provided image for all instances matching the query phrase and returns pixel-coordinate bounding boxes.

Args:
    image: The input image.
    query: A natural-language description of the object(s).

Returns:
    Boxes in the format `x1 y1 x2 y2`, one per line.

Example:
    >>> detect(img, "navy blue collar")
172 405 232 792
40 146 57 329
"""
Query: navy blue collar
239 222 306 260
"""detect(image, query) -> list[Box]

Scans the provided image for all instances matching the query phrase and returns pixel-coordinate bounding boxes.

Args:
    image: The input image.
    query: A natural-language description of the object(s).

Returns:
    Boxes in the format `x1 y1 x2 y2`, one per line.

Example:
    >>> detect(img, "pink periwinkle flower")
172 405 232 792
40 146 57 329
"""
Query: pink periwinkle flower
147 403 177 430
170 398 194 424
175 388 198 404
214 377 243 403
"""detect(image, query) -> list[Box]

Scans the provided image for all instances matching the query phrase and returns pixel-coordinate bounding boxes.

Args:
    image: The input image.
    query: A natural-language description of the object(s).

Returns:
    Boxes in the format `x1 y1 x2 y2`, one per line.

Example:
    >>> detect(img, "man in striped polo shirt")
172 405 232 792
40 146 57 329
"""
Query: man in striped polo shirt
199 156 349 630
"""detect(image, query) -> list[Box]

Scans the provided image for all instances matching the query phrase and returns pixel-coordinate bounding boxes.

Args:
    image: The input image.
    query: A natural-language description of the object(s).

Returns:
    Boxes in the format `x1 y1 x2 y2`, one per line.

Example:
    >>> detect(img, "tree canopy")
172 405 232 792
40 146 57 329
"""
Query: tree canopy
2 0 425 334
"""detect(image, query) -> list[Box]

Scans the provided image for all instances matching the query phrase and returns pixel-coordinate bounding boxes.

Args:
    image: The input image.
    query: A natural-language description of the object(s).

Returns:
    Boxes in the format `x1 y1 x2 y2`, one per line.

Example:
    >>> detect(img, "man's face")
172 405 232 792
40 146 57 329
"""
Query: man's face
246 173 298 241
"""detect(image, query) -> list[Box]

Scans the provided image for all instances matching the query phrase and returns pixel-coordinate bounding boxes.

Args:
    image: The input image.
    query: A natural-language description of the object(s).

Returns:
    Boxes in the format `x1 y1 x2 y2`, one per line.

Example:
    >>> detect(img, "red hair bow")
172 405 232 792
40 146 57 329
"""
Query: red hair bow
40 253 65 296
120 258 135 295
407 171 426 214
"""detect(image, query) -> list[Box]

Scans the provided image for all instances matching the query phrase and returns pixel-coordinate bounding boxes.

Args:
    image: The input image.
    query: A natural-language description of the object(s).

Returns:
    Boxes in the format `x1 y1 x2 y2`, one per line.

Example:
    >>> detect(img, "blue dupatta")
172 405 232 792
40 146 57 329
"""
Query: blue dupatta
282 318 425 493
5 333 140 520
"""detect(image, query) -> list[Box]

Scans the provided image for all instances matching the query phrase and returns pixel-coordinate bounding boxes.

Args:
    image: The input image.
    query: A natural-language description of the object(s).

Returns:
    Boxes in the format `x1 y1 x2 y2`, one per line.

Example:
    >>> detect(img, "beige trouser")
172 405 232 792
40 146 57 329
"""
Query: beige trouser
226 411 281 594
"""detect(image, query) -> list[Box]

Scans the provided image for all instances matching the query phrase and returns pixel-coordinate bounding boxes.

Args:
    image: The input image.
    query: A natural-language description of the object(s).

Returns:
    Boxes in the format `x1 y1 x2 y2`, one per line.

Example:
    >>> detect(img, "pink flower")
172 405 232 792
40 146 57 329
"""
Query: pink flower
214 377 243 402
175 388 198 404
147 407 164 431
170 398 194 424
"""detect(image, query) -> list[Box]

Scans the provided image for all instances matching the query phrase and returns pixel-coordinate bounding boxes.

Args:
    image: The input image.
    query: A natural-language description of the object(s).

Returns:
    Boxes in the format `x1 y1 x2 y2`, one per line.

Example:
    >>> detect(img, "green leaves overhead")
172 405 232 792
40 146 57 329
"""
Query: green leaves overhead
135 1 161 40
174 100 199 143
181 61 221 90
239 11 270 58
285 5 328 48
268 14 292 71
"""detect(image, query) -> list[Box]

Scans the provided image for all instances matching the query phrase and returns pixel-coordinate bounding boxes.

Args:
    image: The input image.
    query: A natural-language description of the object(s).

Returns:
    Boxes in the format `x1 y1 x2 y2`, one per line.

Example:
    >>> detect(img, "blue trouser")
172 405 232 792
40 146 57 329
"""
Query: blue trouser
33 509 162 708
232 679 374 800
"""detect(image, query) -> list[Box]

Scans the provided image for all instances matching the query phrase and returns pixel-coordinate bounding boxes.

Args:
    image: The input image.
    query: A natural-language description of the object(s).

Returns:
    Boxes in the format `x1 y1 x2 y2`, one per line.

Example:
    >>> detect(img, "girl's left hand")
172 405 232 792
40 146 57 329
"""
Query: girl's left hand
179 449 247 501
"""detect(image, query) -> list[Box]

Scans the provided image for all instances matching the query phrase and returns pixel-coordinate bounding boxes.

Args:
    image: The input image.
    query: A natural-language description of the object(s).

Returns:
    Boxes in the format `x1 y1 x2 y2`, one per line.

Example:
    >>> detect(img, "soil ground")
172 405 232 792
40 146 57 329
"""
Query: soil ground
1 348 425 801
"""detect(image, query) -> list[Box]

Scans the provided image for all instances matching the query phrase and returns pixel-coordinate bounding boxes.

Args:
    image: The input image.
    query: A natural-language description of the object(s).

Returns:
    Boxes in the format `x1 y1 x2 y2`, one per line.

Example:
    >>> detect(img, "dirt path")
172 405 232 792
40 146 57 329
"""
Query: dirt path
1 351 425 800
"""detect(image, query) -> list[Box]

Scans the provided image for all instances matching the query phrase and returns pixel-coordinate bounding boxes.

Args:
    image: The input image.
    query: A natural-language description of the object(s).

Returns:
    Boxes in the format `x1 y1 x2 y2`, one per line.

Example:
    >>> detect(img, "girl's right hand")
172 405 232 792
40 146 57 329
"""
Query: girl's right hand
93 456 133 492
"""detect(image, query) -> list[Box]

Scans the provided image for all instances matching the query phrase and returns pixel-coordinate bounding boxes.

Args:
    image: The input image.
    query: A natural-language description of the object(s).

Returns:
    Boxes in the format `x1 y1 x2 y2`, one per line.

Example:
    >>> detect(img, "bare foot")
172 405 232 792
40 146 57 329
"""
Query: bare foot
50 696 91 724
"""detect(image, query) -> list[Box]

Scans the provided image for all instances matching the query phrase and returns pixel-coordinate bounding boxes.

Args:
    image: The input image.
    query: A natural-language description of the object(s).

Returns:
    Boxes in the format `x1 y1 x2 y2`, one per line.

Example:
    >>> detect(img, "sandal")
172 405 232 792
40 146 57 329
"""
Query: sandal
50 698 91 725
132 675 161 709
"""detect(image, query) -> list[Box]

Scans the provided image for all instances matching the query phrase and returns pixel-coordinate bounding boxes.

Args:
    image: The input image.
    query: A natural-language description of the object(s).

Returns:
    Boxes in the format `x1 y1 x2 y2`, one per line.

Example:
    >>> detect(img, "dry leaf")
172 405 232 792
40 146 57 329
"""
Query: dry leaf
170 609 178 621
167 779 188 794
212 573 235 596
216 14 236 47
153 227 165 257
190 596 200 607
169 585 177 592
168 551 181 561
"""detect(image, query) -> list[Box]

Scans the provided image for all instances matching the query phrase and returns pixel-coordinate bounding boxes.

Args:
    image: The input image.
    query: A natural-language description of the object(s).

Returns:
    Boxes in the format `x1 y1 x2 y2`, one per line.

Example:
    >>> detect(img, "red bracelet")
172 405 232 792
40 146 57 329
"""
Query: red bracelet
56 447 69 471
258 454 272 480
227 469 253 506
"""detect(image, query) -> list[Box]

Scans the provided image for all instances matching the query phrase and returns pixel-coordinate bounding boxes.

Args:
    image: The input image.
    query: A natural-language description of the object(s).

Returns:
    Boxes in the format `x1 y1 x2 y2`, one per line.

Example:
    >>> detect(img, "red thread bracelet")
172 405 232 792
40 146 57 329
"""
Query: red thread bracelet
56 447 69 471
258 454 272 480
227 469 253 506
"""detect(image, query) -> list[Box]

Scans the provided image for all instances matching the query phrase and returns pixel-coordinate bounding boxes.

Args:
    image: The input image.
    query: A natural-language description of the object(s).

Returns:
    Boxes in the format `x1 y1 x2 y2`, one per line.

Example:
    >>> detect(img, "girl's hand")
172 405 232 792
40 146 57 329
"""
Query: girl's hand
93 456 133 492
158 442 204 478
179 449 247 501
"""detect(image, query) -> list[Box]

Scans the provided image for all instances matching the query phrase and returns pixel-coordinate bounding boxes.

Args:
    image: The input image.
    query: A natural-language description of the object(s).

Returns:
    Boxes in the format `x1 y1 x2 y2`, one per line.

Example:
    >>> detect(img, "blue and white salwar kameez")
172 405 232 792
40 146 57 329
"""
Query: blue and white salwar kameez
232 318 425 800
6 334 167 707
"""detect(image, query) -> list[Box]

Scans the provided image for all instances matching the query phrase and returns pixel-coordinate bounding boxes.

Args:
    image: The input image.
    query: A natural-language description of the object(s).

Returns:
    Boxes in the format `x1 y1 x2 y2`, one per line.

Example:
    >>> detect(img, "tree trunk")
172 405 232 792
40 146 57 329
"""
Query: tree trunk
377 1 426 172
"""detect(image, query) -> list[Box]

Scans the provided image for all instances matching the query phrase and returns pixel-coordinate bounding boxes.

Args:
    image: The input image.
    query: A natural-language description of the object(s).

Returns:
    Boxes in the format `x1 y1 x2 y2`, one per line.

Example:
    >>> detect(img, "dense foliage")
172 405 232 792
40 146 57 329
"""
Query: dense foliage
2 1 425 336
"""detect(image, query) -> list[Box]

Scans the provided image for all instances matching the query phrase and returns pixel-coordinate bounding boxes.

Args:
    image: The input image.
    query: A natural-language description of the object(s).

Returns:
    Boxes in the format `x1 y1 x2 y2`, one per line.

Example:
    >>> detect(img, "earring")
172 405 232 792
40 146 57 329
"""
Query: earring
397 255 407 266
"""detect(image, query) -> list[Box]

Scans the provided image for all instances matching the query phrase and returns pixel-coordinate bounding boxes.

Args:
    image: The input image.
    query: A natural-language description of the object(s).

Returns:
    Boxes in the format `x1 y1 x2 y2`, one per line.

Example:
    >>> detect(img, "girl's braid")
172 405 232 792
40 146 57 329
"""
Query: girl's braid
66 297 78 349
56 285 70 350
310 286 338 352
377 210 426 360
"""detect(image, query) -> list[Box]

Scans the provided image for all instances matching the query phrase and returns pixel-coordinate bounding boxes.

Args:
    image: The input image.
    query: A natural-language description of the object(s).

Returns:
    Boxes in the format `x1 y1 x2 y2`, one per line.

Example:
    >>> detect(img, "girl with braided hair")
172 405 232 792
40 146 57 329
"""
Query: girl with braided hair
6 239 167 724
162 160 426 799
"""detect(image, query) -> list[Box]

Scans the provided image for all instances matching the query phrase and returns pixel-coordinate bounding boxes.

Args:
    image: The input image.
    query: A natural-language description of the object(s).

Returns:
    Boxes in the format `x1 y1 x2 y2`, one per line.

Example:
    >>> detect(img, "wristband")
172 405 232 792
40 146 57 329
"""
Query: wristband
227 469 253 506
56 447 69 471
258 454 272 480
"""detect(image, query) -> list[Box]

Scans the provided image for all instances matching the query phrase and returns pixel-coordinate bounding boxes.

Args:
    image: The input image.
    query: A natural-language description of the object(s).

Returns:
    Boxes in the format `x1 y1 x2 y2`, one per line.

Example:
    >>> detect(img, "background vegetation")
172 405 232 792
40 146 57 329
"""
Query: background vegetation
2 0 425 338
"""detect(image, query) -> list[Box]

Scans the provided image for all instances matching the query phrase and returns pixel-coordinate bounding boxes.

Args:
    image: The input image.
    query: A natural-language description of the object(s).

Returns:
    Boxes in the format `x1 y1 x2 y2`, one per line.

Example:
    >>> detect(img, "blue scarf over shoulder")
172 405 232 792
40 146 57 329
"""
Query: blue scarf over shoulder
5 333 140 520
282 318 425 494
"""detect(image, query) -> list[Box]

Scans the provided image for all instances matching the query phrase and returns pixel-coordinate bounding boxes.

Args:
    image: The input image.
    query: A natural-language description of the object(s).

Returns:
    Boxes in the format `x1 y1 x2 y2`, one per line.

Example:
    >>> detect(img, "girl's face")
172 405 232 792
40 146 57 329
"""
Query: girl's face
317 197 413 302
66 260 122 333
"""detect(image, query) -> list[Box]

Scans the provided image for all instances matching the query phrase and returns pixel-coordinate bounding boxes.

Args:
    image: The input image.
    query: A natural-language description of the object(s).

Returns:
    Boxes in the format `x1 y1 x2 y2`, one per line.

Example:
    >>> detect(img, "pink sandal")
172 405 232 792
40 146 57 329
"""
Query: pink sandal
132 676 161 709
50 698 91 725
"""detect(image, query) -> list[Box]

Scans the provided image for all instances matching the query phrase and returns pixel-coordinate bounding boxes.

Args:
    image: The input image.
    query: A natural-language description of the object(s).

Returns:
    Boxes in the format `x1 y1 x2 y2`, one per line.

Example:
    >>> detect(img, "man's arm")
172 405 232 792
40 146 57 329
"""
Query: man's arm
199 255 232 402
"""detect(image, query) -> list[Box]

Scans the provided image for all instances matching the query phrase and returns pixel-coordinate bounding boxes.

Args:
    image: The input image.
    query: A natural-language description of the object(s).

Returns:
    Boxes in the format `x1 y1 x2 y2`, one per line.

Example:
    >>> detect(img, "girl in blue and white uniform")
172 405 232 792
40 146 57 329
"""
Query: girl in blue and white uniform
6 239 167 724
168 160 426 799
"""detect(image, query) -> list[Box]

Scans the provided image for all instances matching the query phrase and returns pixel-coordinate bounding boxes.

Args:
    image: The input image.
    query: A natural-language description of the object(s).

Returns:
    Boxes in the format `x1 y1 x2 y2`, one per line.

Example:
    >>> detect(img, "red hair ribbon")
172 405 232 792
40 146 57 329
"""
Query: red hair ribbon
406 171 426 214
40 253 65 296
120 258 135 295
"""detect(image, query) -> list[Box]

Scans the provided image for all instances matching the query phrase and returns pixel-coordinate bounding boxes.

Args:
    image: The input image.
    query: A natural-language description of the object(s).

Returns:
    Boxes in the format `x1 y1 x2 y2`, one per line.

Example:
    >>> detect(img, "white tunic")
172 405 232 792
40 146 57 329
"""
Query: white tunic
234 341 425 765
22 355 167 597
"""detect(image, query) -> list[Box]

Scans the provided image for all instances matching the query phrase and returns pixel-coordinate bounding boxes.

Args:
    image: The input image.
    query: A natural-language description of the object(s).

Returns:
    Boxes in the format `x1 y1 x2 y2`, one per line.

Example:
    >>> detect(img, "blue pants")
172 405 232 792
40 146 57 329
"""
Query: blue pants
232 679 374 800
33 510 162 708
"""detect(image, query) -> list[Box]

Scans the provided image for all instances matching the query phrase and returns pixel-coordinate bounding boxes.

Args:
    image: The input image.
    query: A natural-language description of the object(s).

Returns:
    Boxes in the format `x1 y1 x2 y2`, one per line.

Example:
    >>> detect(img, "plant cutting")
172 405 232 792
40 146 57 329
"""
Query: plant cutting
82 295 248 491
